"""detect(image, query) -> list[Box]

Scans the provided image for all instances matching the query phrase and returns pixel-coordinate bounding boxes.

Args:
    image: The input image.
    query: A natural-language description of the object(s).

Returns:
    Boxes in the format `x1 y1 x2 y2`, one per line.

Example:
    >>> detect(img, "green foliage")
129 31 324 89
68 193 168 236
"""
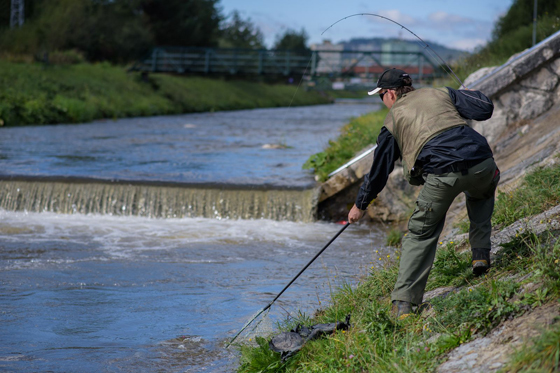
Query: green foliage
493 164 560 227
302 109 387 181
142 0 221 48
238 336 284 373
426 243 472 291
432 279 520 335
492 0 560 40
494 232 539 269
449 1 560 87
0 0 222 63
386 228 404 248
219 11 265 49
0 61 331 126
237 227 560 372
273 29 310 52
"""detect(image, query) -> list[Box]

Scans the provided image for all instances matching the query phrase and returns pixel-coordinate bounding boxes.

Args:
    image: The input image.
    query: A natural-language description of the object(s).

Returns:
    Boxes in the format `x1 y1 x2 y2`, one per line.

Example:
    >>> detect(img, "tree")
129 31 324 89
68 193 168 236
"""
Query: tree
0 0 225 62
273 28 309 52
218 10 264 49
492 0 560 41
141 0 222 47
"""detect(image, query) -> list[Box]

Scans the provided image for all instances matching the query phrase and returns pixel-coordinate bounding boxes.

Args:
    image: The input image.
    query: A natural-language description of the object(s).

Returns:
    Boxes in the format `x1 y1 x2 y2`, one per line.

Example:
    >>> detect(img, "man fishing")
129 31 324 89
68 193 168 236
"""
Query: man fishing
347 68 499 318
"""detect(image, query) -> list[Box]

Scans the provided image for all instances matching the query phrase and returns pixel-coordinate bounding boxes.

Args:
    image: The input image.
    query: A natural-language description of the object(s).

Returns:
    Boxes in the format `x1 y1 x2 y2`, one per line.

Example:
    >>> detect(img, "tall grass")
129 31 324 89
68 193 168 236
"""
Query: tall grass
451 15 560 87
0 60 332 126
302 108 387 181
493 162 560 227
237 229 560 372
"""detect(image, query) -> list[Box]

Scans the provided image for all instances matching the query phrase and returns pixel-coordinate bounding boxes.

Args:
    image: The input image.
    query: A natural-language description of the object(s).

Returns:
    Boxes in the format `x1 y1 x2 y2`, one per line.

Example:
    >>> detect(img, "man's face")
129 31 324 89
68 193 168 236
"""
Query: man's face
380 89 396 109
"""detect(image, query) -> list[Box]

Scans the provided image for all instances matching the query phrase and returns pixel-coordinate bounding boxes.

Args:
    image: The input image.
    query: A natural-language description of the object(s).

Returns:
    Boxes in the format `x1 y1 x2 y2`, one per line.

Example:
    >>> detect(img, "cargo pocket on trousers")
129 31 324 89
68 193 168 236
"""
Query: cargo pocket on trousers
408 199 433 236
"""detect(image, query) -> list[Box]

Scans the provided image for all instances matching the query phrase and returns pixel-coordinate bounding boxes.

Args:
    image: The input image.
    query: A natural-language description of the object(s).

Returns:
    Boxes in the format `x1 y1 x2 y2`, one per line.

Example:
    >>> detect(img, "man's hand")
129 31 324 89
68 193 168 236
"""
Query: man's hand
348 204 366 224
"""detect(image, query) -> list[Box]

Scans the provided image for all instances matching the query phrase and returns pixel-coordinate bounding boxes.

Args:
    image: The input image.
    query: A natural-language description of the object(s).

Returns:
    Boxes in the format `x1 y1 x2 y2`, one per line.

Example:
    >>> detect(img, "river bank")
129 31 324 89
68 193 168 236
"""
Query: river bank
0 60 352 127
238 161 560 373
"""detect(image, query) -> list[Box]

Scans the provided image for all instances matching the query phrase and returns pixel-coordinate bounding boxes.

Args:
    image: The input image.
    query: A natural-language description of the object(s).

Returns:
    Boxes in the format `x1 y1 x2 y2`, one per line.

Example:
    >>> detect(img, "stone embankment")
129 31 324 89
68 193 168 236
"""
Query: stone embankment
318 30 560 226
317 31 560 371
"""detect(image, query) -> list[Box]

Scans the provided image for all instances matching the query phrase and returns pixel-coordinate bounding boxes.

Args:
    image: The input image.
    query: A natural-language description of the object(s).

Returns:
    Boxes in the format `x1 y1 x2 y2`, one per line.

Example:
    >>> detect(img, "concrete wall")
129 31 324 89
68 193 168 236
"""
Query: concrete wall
318 30 560 223
466 30 560 145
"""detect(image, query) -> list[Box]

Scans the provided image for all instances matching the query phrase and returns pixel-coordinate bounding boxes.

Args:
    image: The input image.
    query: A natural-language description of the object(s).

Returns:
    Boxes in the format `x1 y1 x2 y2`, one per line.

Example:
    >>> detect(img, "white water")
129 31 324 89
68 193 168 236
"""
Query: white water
0 210 390 372
0 103 388 372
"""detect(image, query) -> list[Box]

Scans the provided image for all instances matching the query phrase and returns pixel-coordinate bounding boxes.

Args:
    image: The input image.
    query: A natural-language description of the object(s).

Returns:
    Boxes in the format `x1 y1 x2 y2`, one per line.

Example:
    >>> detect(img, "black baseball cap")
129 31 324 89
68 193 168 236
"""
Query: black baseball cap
368 68 411 95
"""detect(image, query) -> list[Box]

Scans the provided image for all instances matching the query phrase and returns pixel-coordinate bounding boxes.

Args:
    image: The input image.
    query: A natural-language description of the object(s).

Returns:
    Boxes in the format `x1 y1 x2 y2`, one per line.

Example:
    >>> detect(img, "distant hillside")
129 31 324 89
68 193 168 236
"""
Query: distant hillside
342 37 468 62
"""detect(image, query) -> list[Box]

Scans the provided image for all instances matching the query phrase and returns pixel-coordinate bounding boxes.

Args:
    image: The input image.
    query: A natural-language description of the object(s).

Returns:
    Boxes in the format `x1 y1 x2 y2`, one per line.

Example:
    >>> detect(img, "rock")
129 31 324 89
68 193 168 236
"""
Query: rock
463 67 497 88
518 90 554 120
262 143 287 149
519 66 559 91
436 302 560 373
490 204 560 253
550 56 560 76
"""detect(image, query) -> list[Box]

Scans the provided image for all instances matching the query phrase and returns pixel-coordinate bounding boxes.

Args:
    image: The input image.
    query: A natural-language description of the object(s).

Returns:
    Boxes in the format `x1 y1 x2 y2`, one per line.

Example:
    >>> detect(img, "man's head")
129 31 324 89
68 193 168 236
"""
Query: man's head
368 68 414 109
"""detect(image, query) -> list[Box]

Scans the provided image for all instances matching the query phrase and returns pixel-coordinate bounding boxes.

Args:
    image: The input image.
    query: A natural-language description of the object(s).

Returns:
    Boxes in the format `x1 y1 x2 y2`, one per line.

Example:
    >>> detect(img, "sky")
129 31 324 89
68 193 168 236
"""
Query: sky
220 0 515 52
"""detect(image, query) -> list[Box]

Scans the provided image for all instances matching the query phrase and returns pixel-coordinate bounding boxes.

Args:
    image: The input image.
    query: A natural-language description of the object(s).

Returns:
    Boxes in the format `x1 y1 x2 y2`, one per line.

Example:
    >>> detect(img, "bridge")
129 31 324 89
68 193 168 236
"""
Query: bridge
130 46 441 81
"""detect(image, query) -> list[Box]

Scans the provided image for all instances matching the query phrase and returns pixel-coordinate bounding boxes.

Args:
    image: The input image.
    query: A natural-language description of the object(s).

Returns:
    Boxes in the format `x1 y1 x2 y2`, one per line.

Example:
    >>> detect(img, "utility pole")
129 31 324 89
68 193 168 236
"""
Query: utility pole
532 0 537 46
10 0 24 28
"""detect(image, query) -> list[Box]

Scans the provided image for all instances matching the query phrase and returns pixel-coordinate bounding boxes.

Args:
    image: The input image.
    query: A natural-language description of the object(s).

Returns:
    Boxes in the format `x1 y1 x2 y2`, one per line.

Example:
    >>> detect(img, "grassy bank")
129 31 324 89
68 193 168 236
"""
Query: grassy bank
238 163 560 372
0 60 334 126
303 108 387 181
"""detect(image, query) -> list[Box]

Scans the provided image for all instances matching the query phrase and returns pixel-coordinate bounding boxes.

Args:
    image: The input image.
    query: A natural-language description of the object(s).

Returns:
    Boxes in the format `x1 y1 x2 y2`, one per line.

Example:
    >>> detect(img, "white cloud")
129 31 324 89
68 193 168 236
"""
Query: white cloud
363 10 417 26
452 38 487 52
428 11 471 25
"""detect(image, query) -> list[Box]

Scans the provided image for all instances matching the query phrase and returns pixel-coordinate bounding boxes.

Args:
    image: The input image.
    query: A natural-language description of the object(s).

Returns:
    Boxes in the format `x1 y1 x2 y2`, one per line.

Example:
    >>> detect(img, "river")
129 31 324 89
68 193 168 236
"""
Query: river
0 103 392 372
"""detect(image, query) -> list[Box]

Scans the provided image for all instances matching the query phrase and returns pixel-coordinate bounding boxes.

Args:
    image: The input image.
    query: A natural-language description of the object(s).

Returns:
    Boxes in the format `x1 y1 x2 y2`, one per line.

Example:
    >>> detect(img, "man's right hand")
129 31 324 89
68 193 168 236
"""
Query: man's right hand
348 204 366 224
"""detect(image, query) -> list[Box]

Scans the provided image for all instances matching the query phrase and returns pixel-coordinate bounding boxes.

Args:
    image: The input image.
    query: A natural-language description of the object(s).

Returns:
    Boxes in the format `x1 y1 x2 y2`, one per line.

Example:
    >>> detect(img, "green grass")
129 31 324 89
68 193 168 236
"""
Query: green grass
0 60 333 126
492 163 560 228
447 15 560 89
236 227 560 372
386 228 404 248
501 321 560 373
303 108 387 181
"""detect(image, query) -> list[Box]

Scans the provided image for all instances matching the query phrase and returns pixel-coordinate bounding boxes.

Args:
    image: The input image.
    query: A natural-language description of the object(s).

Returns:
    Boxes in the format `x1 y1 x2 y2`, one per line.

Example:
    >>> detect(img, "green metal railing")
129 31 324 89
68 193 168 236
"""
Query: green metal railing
131 46 440 78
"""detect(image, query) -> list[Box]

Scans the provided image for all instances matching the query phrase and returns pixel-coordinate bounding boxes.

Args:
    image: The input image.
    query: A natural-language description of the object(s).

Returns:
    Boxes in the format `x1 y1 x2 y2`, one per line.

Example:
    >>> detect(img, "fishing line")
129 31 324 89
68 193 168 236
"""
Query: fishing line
321 13 494 106
288 56 313 108
321 13 465 87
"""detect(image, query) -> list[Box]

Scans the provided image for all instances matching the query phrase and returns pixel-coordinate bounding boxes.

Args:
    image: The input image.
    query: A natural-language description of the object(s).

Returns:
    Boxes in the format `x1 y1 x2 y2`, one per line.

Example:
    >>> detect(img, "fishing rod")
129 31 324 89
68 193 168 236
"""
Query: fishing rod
321 12 466 89
322 13 495 105
226 222 350 347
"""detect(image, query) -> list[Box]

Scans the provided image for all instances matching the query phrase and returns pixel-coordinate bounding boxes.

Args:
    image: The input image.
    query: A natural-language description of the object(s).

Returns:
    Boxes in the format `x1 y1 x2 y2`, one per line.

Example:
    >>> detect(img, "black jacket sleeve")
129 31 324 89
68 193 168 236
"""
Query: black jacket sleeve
446 87 494 121
354 127 400 210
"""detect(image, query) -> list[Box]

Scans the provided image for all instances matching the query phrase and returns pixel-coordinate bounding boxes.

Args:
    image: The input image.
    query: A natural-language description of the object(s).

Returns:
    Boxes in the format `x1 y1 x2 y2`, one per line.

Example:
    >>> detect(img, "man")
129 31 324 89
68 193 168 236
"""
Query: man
347 68 500 318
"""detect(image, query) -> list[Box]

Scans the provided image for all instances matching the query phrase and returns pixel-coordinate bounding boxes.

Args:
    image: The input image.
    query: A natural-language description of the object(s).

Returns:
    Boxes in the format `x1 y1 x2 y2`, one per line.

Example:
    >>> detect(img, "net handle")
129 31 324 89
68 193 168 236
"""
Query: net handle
226 222 350 347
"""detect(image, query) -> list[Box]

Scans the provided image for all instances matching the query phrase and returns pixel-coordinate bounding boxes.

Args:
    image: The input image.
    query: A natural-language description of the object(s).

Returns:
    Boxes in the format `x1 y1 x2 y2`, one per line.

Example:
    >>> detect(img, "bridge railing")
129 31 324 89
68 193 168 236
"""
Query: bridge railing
130 46 441 79
132 47 312 76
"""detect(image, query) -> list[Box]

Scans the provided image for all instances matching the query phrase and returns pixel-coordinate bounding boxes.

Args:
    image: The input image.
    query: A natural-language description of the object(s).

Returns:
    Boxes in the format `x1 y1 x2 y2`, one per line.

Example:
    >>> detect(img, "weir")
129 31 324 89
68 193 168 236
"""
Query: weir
0 178 320 222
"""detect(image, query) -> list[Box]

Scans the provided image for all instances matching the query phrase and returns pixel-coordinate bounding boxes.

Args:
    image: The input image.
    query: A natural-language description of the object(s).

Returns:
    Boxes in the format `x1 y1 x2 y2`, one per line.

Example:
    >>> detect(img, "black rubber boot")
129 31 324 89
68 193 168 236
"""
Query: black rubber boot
391 300 413 319
472 248 491 276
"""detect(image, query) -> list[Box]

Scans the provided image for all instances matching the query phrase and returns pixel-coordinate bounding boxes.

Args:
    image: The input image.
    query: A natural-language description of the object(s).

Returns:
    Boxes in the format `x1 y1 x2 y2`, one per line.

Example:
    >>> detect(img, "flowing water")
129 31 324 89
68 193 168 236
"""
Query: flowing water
0 103 392 372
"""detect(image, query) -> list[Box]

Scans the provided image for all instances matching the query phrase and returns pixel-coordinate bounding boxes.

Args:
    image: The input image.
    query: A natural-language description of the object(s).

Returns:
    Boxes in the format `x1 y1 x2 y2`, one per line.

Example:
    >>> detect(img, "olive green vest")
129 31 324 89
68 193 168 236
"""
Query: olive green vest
384 87 466 183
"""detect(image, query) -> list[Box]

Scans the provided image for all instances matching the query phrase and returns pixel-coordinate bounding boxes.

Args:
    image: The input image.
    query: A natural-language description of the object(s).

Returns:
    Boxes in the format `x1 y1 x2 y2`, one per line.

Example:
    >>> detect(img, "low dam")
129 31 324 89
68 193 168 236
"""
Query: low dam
0 102 389 372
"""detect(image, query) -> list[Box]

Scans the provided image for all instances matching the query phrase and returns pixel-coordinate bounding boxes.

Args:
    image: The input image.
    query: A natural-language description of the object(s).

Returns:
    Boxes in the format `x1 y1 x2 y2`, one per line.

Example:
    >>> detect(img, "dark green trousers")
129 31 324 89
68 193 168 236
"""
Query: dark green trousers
392 158 500 305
